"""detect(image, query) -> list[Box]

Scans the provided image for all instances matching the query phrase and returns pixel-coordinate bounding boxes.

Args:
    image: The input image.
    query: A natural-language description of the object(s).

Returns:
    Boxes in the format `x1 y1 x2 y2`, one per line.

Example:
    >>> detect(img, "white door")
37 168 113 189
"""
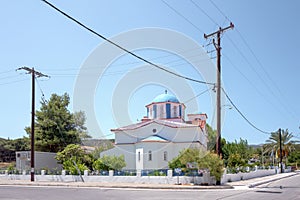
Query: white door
135 148 144 170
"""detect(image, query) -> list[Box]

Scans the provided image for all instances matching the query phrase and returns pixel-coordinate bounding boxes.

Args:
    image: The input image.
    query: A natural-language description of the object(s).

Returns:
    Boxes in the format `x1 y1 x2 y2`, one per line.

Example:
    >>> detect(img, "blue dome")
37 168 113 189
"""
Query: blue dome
152 93 179 103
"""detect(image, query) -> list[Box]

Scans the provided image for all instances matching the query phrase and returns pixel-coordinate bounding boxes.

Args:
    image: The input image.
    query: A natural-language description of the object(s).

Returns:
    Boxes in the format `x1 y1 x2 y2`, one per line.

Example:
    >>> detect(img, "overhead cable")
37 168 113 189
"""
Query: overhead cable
42 0 214 86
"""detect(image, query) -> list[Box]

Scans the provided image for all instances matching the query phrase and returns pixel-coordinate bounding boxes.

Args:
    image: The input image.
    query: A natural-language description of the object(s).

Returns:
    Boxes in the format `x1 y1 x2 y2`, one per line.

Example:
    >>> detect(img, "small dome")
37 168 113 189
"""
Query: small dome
152 93 179 103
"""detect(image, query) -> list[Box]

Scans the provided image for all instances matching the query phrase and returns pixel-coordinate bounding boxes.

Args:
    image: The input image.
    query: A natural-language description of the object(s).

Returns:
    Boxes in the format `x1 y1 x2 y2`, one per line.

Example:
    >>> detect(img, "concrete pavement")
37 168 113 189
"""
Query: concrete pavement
227 171 298 188
0 172 297 190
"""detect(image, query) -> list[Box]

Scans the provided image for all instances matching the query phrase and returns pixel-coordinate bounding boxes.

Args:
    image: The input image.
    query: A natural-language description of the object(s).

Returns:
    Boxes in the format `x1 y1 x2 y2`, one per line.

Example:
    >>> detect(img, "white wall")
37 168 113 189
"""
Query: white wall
115 122 206 145
16 151 62 171
100 145 135 169
221 169 277 184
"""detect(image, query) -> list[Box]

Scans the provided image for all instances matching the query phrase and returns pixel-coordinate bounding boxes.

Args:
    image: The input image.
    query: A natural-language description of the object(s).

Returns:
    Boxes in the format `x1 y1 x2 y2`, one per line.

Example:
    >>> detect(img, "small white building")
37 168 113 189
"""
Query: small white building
101 91 208 170
16 151 62 172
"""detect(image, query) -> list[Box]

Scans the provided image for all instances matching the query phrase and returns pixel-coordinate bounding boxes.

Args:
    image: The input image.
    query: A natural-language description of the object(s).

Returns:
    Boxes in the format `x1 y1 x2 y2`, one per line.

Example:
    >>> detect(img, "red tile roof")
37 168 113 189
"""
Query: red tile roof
111 119 199 132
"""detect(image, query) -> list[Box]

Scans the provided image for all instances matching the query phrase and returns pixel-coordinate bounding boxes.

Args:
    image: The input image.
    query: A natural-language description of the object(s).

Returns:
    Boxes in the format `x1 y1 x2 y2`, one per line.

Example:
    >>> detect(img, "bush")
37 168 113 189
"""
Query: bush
198 152 224 184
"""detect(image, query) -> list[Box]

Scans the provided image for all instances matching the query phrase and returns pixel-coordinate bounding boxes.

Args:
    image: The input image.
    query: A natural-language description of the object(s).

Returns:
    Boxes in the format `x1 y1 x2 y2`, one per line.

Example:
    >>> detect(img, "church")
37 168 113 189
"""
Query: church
101 91 208 170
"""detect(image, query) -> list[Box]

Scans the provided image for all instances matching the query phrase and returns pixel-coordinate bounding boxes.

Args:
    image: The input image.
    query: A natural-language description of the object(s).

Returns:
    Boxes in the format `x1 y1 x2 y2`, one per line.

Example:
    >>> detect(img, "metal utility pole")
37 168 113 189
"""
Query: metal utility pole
204 23 234 157
16 67 49 182
279 128 283 173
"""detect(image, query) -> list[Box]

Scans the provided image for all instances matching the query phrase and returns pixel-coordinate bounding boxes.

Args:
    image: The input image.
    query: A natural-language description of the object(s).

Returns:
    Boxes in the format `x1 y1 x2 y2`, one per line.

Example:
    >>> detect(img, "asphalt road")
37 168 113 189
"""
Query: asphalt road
1 174 300 200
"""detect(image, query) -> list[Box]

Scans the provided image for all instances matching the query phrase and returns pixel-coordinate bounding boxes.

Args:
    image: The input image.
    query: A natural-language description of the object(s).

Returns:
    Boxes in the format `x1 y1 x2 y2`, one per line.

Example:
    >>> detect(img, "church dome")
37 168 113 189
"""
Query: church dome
152 92 179 103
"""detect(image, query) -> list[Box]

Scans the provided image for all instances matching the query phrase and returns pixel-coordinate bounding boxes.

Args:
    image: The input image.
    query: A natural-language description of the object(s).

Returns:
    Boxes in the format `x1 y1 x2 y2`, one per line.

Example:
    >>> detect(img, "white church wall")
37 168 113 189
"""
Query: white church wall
100 145 136 170
115 131 138 144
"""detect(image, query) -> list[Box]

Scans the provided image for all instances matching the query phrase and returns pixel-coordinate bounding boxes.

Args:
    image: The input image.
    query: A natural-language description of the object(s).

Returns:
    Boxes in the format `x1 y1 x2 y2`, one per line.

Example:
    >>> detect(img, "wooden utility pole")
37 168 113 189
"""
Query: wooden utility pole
279 128 283 173
204 23 234 157
16 67 49 181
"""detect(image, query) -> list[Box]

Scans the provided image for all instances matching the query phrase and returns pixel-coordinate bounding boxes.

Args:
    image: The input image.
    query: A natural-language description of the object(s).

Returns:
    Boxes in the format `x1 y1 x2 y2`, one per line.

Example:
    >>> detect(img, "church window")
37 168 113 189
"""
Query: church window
163 151 168 161
138 152 141 162
166 104 171 118
148 151 152 161
153 104 157 118
179 105 182 117
173 105 177 117
159 105 164 118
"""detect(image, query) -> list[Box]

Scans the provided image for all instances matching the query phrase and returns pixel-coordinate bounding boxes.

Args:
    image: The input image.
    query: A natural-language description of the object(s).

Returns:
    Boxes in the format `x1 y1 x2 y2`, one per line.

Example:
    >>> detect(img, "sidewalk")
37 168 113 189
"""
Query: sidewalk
0 179 232 190
0 172 297 190
227 172 298 188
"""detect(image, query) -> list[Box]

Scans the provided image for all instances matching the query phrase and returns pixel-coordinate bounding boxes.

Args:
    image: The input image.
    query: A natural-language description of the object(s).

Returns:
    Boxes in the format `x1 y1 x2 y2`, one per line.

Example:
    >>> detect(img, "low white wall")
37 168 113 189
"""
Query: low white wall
222 169 276 184
0 174 209 185
2 168 290 185
0 170 214 185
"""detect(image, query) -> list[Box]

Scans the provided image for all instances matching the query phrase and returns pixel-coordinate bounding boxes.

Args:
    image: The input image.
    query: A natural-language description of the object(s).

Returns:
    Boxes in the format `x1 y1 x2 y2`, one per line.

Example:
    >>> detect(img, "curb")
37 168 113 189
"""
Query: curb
248 173 297 188
0 181 234 190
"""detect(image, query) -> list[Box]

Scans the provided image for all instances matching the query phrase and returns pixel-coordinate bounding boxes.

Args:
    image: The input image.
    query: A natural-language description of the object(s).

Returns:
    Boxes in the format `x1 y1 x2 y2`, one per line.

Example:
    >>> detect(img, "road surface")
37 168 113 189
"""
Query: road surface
1 174 299 200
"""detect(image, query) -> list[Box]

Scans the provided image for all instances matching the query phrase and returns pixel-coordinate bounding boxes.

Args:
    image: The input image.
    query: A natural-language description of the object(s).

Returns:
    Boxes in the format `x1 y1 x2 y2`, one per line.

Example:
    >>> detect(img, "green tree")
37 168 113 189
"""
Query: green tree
265 129 297 165
198 152 224 185
100 155 126 171
1 137 30 151
227 153 246 168
168 148 224 185
26 93 86 152
93 155 126 171
91 142 114 159
168 148 203 170
73 111 90 140
206 124 217 151
222 138 252 167
55 144 93 174
168 156 185 170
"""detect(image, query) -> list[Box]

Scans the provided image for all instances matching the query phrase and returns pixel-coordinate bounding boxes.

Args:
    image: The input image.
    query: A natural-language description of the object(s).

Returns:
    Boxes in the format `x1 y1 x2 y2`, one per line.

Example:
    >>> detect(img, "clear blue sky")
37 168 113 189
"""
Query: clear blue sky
0 0 299 144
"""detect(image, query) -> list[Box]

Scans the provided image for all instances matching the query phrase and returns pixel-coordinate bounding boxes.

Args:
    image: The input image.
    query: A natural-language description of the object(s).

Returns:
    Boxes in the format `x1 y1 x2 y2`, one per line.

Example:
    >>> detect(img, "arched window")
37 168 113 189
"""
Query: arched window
148 151 152 161
173 105 177 118
138 152 141 162
163 151 168 161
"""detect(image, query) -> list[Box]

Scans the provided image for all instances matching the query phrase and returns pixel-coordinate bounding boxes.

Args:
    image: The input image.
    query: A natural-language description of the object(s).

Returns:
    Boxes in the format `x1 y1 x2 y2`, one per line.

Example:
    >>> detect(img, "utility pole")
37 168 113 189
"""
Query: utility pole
204 23 234 157
16 67 49 182
279 128 283 173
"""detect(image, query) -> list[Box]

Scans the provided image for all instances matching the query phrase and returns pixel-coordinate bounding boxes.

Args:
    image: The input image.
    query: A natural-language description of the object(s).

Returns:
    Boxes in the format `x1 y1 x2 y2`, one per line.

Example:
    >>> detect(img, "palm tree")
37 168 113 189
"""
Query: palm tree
264 129 297 166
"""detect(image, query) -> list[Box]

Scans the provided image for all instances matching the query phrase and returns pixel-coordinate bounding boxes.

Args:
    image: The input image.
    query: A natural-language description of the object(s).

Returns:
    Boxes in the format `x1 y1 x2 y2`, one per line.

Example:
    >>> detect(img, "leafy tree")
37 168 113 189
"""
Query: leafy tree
168 148 203 170
91 142 114 159
55 144 93 174
206 124 217 151
222 138 252 167
168 156 185 170
264 129 297 164
101 155 126 171
93 155 126 171
227 153 246 168
73 111 90 140
168 148 224 185
62 159 89 175
198 152 224 185
26 93 87 152
92 158 108 171
0 137 30 151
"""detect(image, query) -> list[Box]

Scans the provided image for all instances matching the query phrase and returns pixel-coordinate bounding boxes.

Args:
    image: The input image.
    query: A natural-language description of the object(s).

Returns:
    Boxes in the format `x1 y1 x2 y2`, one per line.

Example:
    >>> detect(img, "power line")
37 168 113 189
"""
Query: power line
40 49 211 77
190 0 219 26
35 77 48 103
222 53 287 117
161 0 205 34
0 69 15 75
0 78 29 86
184 86 213 104
208 0 298 122
222 87 271 135
42 0 214 86
161 0 276 137
208 0 230 22
0 74 21 81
